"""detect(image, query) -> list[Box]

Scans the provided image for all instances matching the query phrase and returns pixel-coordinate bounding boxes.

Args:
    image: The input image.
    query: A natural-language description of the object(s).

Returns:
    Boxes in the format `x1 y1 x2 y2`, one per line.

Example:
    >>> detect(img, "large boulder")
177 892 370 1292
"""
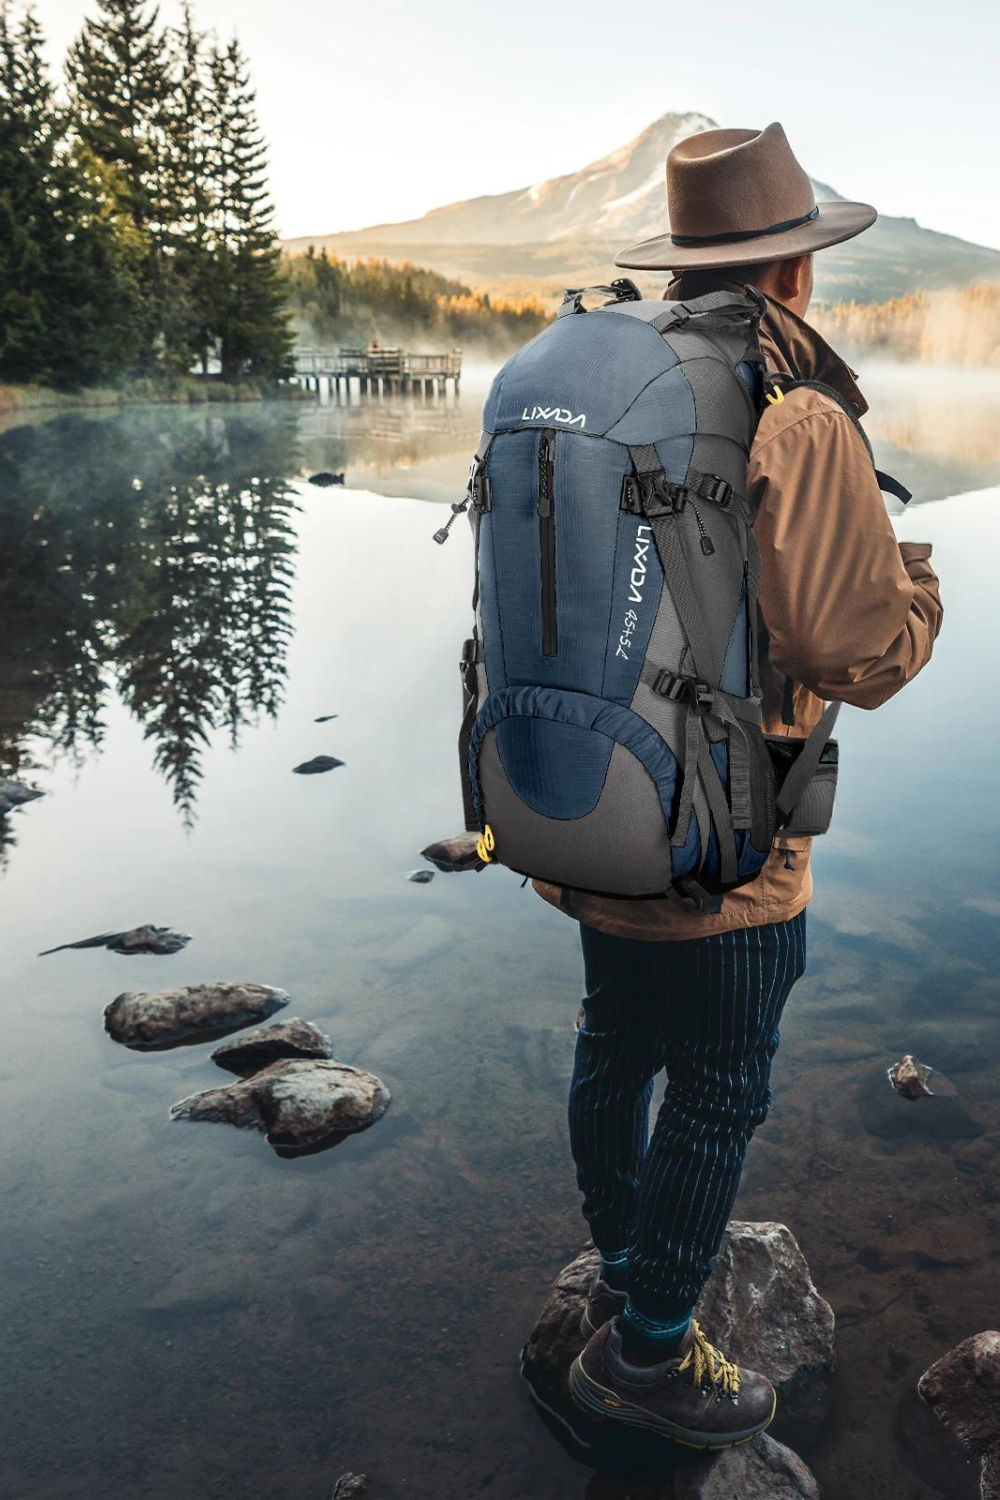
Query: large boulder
521 1222 832 1491
919 1331 1000 1499
171 1057 390 1147
673 1431 821 1498
522 1224 835 1437
696 1222 836 1432
104 981 288 1048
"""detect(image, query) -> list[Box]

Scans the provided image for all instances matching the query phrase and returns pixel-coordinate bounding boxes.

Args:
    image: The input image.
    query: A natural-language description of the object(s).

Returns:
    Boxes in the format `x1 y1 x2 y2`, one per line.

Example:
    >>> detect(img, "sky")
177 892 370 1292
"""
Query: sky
42 0 1000 252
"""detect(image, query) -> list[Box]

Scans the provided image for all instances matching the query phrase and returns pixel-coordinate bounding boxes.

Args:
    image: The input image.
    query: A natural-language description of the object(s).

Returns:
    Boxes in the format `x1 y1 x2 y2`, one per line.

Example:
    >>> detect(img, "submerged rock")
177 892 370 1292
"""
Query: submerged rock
419 832 488 873
521 1220 835 1452
141 1253 252 1318
293 755 344 774
406 869 434 884
859 1066 980 1143
331 1477 366 1499
888 1053 935 1098
40 924 191 957
105 982 288 1048
308 471 345 487
170 1057 390 1146
211 1017 333 1071
314 714 339 723
919 1332 1000 1488
0 777 43 816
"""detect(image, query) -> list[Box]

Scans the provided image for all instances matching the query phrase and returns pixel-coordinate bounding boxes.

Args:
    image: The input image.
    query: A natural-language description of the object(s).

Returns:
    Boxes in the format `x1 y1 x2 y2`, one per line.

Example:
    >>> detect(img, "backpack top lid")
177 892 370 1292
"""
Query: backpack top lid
482 294 763 451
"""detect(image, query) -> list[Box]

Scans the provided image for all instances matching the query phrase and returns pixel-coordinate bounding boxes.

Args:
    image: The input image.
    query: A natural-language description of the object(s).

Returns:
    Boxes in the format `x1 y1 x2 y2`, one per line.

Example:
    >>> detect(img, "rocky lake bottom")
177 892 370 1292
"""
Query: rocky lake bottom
0 377 998 1499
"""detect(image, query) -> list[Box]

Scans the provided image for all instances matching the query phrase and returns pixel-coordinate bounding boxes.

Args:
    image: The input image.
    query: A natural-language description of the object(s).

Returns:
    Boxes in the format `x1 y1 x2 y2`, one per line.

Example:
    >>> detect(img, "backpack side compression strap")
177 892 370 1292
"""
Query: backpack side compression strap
774 700 840 823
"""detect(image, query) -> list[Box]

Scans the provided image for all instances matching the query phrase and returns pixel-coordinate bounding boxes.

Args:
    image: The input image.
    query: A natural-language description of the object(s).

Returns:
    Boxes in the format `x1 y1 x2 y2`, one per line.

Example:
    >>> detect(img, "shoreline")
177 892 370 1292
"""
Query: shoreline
0 378 309 416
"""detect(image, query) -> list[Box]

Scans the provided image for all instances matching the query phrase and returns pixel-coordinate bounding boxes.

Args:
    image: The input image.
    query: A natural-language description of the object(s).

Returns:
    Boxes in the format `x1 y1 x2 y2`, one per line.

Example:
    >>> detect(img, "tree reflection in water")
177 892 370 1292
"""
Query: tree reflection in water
0 406 300 842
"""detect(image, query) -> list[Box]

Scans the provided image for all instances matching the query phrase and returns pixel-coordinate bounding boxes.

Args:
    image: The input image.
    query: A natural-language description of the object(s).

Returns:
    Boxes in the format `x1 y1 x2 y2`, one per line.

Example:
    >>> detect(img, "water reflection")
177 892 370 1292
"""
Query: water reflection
0 408 300 827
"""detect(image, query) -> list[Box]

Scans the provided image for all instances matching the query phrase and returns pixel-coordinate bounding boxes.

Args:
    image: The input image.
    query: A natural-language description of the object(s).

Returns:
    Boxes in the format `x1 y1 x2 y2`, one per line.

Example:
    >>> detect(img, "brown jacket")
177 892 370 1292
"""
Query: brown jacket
533 292 943 940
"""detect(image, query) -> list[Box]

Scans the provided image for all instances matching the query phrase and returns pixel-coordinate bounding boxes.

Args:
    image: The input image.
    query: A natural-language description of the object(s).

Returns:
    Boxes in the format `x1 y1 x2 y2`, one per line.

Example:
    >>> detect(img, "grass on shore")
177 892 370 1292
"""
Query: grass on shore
0 376 307 414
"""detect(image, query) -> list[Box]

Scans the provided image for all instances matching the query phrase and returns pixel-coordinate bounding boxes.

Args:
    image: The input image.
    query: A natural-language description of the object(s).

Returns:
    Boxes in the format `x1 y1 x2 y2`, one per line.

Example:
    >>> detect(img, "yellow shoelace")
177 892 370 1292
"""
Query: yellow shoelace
677 1320 741 1398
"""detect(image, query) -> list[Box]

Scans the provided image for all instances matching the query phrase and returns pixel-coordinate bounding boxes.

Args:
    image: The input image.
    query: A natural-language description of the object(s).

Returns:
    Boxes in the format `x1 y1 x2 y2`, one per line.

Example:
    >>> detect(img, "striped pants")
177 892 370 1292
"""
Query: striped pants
568 912 806 1320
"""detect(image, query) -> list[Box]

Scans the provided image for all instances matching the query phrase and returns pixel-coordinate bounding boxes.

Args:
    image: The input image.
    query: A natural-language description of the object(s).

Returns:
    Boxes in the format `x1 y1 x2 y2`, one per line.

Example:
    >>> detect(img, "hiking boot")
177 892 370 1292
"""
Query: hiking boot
579 1276 629 1338
568 1316 776 1450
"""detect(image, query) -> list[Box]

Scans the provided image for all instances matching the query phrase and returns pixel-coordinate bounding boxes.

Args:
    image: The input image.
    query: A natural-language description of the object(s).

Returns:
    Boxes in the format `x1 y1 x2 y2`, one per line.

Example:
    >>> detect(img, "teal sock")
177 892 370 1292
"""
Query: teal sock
620 1299 693 1365
598 1250 629 1292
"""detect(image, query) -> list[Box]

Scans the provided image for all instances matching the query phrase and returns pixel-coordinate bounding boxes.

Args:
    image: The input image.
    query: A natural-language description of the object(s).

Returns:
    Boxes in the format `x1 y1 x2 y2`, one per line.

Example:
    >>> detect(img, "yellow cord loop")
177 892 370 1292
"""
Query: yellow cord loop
678 1320 741 1398
476 824 495 863
765 385 784 406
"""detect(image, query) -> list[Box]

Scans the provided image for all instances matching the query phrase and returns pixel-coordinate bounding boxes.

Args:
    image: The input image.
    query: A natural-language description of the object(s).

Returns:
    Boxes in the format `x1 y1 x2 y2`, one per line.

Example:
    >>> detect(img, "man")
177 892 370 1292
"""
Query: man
536 123 944 1447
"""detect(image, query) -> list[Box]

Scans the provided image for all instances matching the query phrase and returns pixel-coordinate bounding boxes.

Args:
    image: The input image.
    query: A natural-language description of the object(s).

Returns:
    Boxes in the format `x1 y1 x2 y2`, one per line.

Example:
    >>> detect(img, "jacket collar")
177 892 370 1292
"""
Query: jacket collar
756 292 868 417
667 276 868 417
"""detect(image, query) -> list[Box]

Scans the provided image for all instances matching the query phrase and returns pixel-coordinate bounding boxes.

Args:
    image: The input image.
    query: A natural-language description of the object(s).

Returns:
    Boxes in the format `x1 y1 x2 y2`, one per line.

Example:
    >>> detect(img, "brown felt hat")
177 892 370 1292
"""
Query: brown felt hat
615 122 876 271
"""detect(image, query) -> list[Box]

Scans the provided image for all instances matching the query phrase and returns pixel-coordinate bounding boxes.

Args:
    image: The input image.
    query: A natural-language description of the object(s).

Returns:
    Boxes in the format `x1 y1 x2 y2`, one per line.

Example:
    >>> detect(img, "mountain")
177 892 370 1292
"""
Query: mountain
284 113 1000 305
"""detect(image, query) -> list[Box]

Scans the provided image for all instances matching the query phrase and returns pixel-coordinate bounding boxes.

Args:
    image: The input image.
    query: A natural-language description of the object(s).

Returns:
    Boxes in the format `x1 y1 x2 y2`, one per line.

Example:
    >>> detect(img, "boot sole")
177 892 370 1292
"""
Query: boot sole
567 1355 777 1451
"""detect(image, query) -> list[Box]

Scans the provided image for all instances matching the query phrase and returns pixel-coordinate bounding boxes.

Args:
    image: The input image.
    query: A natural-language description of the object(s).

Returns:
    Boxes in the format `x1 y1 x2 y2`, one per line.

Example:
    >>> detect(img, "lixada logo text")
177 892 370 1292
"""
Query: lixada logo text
616 524 653 661
521 405 586 428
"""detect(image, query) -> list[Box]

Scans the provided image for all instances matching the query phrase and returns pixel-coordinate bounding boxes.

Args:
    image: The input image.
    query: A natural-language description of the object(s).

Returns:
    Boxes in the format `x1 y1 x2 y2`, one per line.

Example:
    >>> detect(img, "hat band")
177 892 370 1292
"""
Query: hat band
670 205 819 248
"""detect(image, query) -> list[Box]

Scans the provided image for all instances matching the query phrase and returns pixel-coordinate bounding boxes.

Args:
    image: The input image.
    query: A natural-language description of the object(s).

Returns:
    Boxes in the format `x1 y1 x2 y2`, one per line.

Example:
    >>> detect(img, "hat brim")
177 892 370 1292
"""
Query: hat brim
614 200 877 271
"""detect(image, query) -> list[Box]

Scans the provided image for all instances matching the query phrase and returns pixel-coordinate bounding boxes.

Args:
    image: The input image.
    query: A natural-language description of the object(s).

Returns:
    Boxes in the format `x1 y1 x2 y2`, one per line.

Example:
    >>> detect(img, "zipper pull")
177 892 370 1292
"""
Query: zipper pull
432 495 470 544
433 457 482 543
690 500 715 555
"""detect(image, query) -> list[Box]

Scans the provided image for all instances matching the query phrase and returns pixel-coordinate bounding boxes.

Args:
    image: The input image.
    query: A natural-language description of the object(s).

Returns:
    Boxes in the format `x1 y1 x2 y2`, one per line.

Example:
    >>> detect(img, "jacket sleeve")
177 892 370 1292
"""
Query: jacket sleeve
751 405 943 710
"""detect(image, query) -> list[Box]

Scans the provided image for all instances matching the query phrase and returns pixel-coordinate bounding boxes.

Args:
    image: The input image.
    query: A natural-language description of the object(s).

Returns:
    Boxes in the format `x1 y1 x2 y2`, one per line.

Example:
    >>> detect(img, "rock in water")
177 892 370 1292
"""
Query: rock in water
888 1053 935 1098
521 1221 835 1443
985 1451 1000 1500
170 1058 390 1146
406 869 434 884
293 755 344 774
314 714 338 723
859 1066 980 1143
919 1333 1000 1481
0 778 43 816
331 1476 366 1499
40 924 191 957
211 1018 333 1072
307 472 345 487
419 833 488 873
105 982 288 1048
673 1432 822 1499
696 1221 836 1432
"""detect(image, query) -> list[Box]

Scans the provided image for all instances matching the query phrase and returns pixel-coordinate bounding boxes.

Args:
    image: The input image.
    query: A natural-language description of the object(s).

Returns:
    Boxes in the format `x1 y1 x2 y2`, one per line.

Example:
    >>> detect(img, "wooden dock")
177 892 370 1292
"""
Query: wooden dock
293 345 462 397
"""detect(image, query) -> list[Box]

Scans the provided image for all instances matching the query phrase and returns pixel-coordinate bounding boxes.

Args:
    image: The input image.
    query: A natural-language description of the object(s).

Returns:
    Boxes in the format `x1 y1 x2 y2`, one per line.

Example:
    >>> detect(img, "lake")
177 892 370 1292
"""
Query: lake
1 365 998 1500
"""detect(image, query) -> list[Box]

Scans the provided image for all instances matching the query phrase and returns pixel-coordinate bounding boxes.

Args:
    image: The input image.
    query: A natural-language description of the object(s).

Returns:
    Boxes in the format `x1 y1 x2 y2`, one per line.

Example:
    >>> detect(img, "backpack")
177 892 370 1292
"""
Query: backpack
436 280 842 914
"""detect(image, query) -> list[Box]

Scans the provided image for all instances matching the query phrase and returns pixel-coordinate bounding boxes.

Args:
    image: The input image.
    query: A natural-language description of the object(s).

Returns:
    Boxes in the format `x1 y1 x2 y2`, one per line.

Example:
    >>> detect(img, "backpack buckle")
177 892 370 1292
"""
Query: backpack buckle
470 463 491 512
650 671 713 710
636 472 686 519
697 474 733 509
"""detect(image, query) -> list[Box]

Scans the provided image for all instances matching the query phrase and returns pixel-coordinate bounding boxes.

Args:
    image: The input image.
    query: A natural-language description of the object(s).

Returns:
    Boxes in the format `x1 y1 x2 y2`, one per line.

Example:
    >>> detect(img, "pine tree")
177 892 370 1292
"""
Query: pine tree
66 0 171 370
0 1 140 386
158 1 215 373
0 2 56 380
208 37 292 381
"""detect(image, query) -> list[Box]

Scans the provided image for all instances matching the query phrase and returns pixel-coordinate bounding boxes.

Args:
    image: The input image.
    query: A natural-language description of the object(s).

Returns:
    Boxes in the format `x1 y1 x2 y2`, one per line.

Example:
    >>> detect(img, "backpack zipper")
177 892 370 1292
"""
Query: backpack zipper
537 428 557 655
690 500 715 555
